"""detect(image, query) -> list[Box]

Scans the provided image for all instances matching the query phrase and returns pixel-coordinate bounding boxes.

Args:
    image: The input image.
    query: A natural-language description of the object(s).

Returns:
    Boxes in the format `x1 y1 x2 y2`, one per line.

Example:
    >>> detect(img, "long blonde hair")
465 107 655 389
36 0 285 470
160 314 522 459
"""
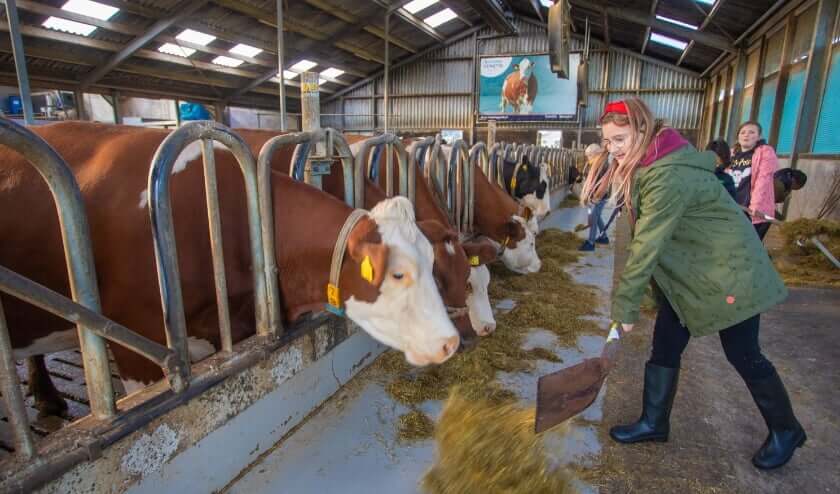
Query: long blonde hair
581 97 664 209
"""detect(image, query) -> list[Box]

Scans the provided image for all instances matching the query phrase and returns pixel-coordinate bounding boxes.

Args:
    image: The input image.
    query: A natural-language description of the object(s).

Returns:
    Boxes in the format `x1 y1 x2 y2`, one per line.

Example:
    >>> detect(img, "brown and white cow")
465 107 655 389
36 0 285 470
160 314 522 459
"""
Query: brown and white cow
0 122 459 402
232 129 497 340
500 58 538 114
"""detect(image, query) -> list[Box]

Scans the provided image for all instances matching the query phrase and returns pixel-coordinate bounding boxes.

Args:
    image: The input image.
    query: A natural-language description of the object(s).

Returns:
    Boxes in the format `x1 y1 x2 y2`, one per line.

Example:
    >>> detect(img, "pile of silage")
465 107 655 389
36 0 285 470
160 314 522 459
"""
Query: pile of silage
772 218 840 287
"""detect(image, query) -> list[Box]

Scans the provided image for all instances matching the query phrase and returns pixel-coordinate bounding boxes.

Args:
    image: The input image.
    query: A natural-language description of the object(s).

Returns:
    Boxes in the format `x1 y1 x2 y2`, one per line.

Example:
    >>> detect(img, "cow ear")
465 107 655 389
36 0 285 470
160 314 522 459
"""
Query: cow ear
500 218 526 244
347 217 389 287
462 239 498 266
537 180 548 198
416 220 457 244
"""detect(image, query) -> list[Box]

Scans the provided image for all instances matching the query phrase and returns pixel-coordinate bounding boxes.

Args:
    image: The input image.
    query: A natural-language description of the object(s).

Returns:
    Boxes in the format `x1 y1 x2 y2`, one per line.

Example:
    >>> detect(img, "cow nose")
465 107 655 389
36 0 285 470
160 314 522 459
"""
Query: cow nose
481 322 497 336
441 335 460 360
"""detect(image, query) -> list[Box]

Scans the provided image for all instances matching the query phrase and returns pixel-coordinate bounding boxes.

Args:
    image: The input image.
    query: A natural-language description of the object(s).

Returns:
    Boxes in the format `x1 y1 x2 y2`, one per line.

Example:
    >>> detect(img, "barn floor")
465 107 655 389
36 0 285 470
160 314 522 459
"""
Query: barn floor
221 192 618 494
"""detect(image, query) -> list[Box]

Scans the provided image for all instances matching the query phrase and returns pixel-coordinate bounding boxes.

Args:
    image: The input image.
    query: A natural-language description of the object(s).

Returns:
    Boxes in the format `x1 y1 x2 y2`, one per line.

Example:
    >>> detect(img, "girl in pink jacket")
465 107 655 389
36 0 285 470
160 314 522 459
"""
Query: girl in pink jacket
727 121 779 240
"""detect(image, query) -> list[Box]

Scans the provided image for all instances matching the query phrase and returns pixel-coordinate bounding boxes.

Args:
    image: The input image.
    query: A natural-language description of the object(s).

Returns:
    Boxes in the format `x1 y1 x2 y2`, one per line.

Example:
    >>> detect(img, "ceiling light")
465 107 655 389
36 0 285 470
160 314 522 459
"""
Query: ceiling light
289 59 317 72
424 8 457 28
42 17 97 36
320 67 344 79
212 56 244 68
650 32 688 51
61 0 118 21
656 15 698 31
403 0 438 14
176 29 216 46
229 43 262 58
282 70 299 79
159 43 196 57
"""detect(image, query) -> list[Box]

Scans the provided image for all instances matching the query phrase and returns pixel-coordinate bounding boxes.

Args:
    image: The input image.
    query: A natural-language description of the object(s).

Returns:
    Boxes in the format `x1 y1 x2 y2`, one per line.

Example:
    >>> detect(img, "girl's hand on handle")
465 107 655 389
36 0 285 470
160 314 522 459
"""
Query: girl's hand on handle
621 323 634 333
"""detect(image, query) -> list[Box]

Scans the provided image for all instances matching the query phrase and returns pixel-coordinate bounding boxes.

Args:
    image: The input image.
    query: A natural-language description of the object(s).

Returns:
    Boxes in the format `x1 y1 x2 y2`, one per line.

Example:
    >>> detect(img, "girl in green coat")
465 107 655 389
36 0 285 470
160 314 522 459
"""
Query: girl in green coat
581 97 805 470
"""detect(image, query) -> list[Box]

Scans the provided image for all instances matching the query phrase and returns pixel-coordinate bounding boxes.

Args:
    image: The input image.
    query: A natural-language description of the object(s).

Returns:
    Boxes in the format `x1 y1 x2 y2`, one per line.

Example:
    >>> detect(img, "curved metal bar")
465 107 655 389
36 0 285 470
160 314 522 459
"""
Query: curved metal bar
449 139 474 235
148 121 267 380
503 142 515 162
352 133 410 207
324 128 357 208
406 136 435 174
428 134 451 217
0 118 115 419
486 142 501 180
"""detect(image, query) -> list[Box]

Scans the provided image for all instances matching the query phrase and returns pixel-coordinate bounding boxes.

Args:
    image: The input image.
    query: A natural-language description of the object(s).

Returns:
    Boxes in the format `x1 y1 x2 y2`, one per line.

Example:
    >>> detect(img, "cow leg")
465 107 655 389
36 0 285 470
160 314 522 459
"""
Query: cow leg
27 355 68 418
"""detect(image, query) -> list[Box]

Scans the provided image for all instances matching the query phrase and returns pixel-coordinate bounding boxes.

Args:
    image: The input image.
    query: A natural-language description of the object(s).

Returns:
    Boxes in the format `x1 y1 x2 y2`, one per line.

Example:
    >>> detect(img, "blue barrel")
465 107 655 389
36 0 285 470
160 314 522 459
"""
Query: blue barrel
7 95 22 115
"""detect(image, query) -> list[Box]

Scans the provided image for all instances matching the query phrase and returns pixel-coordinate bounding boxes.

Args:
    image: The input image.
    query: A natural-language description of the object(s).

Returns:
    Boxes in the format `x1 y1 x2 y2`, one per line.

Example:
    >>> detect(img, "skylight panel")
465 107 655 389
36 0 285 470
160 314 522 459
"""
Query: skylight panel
656 15 698 30
176 29 216 46
229 43 262 58
403 0 438 14
424 8 457 28
42 17 96 36
320 67 344 79
282 70 299 79
539 0 554 6
650 32 688 51
289 59 317 72
158 43 196 58
318 78 329 85
696 0 715 5
61 0 118 21
212 56 244 68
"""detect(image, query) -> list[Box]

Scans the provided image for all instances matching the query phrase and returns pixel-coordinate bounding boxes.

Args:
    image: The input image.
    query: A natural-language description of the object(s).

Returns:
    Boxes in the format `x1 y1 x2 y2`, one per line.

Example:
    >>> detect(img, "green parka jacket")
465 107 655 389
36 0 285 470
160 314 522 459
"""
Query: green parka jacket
610 143 787 336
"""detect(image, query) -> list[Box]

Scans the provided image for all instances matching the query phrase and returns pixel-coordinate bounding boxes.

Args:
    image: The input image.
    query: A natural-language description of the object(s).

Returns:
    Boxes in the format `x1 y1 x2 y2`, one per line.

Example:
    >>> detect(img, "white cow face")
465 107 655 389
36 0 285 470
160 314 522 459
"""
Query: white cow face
467 265 495 336
345 197 460 366
500 216 541 274
519 58 534 79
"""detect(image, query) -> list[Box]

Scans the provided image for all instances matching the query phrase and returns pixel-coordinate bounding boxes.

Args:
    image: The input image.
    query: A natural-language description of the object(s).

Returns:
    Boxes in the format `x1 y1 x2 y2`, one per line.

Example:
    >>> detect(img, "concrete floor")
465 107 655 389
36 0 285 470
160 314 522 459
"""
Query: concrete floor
224 192 619 494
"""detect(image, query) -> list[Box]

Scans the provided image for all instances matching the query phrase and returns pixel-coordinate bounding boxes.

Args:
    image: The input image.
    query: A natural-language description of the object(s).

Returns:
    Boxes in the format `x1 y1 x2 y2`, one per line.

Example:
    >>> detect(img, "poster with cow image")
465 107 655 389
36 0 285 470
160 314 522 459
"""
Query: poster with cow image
479 54 580 121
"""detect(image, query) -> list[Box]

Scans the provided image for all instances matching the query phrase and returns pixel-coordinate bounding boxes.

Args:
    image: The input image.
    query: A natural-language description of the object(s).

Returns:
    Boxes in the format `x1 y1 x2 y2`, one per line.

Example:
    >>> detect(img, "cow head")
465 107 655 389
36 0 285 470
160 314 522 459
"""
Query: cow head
519 163 550 219
519 58 534 79
344 197 460 366
496 216 541 274
461 238 498 336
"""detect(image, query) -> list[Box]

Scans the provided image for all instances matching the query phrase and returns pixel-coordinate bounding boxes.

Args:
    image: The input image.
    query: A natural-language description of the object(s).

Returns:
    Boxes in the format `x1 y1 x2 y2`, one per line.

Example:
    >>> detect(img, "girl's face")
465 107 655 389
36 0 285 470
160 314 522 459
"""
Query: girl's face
601 122 636 166
738 124 761 151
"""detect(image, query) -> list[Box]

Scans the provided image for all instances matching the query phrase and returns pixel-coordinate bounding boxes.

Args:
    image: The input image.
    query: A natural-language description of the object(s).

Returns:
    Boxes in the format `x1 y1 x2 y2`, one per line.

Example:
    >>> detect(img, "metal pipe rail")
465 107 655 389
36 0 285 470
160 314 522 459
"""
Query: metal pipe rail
406 135 435 176
148 121 270 382
0 118 116 431
351 133 413 207
486 142 505 187
469 141 489 185
257 128 357 335
449 139 475 235
427 134 452 216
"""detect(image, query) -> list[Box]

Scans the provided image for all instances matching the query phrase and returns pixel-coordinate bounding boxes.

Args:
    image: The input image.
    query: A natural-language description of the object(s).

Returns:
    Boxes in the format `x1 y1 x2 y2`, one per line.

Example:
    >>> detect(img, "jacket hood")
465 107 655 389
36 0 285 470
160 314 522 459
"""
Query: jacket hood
642 129 716 174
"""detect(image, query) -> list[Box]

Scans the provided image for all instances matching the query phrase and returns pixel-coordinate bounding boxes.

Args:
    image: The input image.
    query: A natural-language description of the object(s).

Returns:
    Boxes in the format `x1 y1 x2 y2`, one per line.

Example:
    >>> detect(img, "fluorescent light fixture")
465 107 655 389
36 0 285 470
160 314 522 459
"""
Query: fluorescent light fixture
212 55 244 68
539 0 554 6
650 32 688 51
320 67 344 79
424 8 457 28
158 43 196 57
289 59 317 72
42 17 97 36
403 0 438 14
61 0 118 21
282 70 299 79
656 15 698 30
229 43 262 58
176 29 216 46
696 0 715 5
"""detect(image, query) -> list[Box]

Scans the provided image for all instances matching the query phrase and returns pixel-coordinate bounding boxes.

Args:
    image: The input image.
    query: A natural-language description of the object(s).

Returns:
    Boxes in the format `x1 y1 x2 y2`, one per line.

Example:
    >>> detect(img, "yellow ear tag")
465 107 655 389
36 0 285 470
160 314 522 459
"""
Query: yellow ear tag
469 255 480 267
504 236 511 247
360 255 374 283
510 177 517 190
327 283 341 308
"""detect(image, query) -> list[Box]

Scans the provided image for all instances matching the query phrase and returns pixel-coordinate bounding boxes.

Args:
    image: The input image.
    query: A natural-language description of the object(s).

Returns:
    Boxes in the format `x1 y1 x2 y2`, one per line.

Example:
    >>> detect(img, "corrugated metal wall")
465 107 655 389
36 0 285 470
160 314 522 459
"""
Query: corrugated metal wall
322 18 706 143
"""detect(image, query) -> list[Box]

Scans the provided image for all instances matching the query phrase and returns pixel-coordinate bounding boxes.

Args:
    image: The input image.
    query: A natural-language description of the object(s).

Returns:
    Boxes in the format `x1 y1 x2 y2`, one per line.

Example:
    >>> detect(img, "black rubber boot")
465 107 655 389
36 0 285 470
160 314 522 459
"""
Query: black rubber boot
610 362 679 444
746 370 806 470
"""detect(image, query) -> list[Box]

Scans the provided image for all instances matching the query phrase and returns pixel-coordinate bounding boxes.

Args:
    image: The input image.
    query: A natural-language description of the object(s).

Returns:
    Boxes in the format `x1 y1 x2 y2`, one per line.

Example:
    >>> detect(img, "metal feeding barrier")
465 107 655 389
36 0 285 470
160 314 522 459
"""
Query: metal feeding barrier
0 119 185 468
148 121 275 376
351 133 413 207
449 139 475 236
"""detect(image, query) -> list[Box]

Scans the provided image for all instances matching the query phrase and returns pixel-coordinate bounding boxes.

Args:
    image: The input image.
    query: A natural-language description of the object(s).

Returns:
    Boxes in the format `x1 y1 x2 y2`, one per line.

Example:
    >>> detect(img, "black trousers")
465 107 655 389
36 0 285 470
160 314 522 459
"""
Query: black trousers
649 299 776 381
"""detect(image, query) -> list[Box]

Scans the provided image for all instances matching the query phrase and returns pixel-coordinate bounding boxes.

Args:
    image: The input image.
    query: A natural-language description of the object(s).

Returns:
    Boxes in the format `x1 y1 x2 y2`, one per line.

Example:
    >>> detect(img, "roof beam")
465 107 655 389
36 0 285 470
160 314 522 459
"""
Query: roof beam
303 0 418 53
570 1 734 53
640 0 660 54
212 0 387 65
465 0 516 34
373 0 445 42
439 1 475 27
529 0 545 23
602 7 610 46
79 0 210 90
678 0 726 66
325 23 486 103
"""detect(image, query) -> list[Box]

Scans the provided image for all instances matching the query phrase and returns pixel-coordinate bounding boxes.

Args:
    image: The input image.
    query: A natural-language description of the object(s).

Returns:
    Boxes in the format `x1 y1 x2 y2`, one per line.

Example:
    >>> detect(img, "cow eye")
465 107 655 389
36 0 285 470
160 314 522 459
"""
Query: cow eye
392 272 404 280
